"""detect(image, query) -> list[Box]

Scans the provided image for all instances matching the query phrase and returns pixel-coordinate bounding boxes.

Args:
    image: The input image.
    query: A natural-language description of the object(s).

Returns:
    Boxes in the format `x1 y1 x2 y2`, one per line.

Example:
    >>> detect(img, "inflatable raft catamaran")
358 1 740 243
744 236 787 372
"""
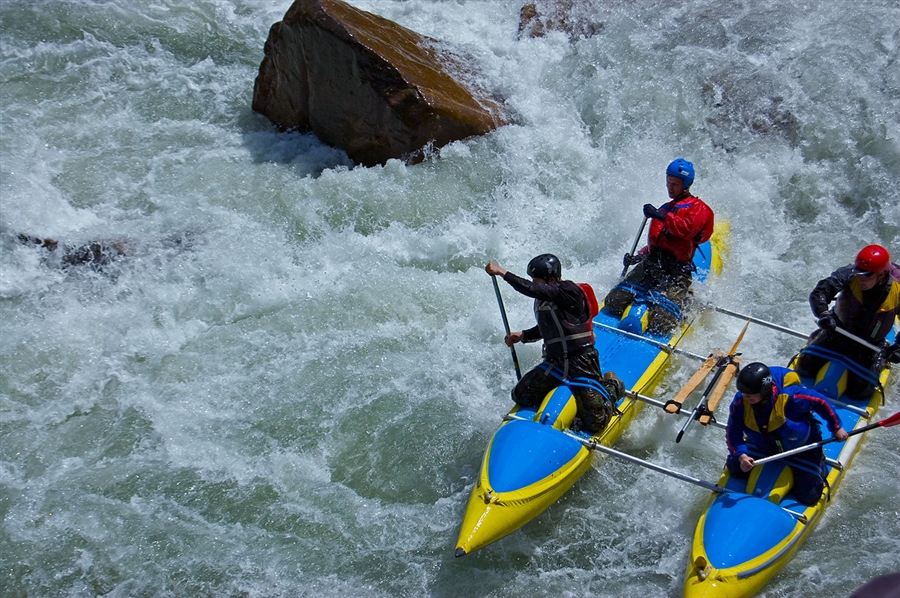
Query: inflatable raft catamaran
455 224 729 557
682 327 898 598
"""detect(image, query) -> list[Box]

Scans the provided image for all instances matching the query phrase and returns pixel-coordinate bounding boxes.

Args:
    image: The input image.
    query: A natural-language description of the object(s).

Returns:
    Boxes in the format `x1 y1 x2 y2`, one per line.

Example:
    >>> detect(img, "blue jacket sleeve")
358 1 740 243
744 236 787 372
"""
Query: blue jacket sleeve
725 395 750 457
786 387 844 434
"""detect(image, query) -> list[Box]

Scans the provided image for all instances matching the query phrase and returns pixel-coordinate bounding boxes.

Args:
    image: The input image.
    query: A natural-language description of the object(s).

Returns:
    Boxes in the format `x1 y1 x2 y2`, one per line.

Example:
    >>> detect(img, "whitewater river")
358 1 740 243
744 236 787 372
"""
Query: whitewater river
2 0 898 596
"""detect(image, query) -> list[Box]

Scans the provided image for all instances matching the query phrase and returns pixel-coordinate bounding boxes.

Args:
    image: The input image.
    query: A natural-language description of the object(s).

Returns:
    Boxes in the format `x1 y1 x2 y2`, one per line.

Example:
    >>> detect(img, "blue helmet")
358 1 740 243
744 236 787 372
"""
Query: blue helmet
666 158 695 189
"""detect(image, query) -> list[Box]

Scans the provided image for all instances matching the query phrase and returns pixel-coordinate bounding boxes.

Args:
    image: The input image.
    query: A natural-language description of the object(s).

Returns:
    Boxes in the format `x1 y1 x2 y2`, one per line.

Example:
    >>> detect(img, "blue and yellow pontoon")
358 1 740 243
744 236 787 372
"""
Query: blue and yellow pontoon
683 335 896 597
455 224 729 556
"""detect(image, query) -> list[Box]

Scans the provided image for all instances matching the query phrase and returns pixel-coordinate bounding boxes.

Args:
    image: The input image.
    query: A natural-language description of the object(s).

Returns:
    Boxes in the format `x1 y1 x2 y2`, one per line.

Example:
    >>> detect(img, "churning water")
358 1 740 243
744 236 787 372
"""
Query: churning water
1 0 898 596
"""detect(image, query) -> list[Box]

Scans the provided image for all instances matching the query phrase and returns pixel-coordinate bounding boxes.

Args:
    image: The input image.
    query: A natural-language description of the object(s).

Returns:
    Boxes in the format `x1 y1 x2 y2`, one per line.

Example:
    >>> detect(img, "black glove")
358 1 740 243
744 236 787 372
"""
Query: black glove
886 343 900 364
623 253 644 267
643 203 667 220
816 312 837 331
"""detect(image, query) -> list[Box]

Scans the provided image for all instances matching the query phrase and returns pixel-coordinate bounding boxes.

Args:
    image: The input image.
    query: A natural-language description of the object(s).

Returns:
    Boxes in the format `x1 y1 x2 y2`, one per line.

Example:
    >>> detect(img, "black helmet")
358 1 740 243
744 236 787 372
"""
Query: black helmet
527 254 562 280
736 362 773 400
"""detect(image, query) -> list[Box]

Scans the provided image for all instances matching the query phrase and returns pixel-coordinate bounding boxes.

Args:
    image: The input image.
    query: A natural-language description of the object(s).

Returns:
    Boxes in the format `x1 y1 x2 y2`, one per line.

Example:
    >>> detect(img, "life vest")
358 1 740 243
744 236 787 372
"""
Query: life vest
578 282 599 321
648 194 714 263
741 371 814 451
534 283 595 362
833 275 900 342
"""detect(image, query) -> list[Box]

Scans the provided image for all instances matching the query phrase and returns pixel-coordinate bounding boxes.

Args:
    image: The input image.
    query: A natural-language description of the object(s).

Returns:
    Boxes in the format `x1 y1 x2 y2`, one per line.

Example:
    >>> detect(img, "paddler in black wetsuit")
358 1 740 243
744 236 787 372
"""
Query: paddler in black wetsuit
486 254 623 434
795 244 900 399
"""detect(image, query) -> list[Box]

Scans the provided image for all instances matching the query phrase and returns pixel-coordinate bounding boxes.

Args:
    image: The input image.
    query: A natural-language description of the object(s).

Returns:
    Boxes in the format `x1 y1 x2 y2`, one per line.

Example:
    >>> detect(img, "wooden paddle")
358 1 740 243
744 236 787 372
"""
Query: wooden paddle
698 356 740 425
665 353 720 414
675 319 750 442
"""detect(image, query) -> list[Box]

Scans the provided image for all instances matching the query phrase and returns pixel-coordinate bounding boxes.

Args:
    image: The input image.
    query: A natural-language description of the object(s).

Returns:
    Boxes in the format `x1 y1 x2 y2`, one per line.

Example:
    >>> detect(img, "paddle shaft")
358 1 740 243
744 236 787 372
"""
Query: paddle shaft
491 275 522 381
834 325 883 353
621 216 649 277
716 304 888 354
753 411 900 466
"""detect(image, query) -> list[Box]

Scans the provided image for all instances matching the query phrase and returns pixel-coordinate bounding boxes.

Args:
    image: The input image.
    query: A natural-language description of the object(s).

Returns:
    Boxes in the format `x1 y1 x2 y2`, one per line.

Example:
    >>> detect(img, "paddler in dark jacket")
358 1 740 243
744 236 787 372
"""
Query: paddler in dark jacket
604 158 715 333
725 363 848 505
486 254 623 434
795 244 900 399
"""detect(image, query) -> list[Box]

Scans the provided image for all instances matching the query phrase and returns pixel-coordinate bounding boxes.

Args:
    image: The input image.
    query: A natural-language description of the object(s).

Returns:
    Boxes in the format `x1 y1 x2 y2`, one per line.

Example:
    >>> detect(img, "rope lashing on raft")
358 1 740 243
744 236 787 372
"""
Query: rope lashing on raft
609 281 683 321
535 361 612 402
798 344 884 390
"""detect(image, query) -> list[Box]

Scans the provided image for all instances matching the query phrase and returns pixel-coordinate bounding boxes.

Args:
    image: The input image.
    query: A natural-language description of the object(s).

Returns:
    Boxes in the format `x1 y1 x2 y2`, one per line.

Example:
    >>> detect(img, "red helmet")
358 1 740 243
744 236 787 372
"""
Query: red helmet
855 244 890 273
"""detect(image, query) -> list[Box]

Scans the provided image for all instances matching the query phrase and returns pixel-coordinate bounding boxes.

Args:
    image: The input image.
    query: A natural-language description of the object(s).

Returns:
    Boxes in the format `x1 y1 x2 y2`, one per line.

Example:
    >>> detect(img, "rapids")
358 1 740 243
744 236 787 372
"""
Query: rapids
2 0 898 596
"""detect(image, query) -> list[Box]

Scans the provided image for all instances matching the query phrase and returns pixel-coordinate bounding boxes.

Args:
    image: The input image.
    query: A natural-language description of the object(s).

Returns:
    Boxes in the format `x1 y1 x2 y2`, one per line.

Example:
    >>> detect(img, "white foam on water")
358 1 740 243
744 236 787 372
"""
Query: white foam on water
2 0 899 596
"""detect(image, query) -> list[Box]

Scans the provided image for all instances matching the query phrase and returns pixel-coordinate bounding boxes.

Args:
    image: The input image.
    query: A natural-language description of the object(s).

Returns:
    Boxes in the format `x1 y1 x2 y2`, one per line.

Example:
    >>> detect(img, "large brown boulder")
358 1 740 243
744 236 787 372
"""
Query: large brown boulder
252 0 508 166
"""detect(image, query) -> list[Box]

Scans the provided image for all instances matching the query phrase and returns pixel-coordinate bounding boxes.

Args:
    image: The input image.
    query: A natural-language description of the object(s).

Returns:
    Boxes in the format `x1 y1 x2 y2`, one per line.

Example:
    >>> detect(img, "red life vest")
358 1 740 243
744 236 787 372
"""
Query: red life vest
578 282 599 323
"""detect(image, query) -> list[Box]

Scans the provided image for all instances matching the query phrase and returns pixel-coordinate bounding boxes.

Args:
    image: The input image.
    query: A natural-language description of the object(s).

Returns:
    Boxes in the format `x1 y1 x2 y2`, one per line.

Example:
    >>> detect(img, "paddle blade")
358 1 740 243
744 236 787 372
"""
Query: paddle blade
879 411 900 428
728 319 751 354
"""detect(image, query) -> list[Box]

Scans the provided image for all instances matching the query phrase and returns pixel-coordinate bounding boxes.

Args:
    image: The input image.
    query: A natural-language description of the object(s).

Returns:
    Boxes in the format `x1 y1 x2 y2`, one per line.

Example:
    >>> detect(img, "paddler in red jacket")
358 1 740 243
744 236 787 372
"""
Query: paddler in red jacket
604 158 714 333
486 255 623 434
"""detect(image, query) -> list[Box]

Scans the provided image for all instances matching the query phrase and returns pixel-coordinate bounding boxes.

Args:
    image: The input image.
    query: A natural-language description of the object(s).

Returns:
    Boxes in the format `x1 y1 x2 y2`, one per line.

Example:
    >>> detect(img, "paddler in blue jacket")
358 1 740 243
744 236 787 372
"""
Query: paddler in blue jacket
486 255 623 434
724 362 848 505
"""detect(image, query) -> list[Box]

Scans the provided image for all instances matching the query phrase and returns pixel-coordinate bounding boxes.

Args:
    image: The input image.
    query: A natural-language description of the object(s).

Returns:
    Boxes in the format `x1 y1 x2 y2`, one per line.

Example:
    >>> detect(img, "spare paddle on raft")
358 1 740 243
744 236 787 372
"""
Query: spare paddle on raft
752 410 900 466
490 273 522 381
665 353 720 414
675 319 750 442
621 216 649 277
699 352 741 426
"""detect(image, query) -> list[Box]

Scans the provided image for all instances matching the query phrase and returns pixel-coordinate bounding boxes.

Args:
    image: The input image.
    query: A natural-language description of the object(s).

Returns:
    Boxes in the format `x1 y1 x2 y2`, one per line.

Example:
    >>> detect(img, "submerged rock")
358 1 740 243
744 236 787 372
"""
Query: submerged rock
518 1 604 41
15 233 193 271
17 234 128 268
252 0 508 166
